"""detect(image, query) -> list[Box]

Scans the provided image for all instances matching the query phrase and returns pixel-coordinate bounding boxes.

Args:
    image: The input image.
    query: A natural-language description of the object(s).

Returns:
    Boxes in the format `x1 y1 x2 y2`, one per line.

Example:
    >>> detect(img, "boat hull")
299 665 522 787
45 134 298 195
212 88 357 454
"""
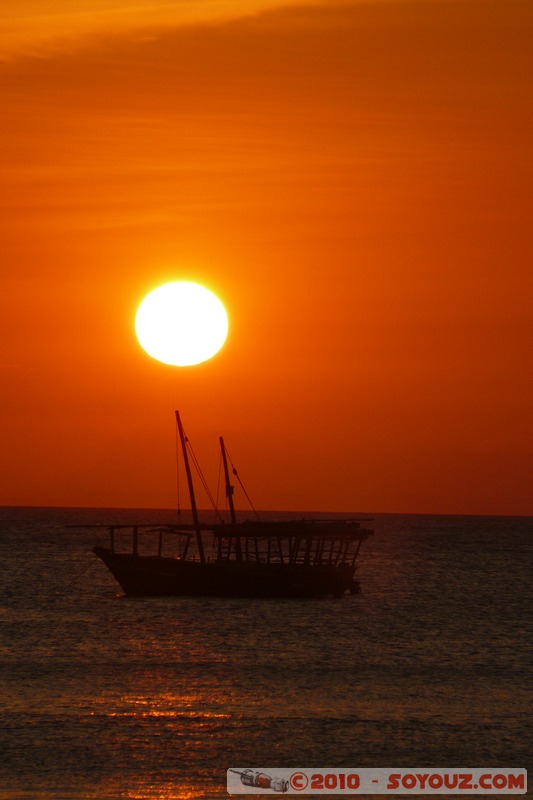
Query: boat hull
93 547 357 598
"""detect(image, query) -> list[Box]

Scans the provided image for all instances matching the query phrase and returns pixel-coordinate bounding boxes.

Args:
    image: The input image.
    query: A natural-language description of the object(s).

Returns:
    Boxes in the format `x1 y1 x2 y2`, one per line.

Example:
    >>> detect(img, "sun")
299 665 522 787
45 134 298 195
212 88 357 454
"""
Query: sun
135 281 228 366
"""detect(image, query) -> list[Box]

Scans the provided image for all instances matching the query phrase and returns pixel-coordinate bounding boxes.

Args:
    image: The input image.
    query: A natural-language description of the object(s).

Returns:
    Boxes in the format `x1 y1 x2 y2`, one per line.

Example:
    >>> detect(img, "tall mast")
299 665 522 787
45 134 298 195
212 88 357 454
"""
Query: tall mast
175 411 205 563
220 436 242 560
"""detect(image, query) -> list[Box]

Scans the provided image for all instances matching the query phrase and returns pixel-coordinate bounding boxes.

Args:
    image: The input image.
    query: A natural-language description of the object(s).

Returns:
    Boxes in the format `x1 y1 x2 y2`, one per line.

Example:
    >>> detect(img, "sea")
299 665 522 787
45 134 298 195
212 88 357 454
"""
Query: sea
0 507 531 800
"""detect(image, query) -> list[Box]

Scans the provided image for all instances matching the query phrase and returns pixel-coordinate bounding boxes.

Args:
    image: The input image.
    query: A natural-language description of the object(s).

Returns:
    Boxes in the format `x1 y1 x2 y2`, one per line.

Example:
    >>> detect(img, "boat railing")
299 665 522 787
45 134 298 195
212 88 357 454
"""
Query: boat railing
87 522 371 567
218 530 371 567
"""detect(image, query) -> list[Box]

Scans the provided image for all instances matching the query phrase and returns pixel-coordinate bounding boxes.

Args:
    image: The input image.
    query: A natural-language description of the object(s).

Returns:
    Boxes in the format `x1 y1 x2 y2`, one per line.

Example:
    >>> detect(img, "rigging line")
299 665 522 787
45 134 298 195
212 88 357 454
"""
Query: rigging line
177 417 216 517
186 441 215 507
59 559 97 593
175 424 181 517
185 439 224 521
224 445 261 520
215 448 223 520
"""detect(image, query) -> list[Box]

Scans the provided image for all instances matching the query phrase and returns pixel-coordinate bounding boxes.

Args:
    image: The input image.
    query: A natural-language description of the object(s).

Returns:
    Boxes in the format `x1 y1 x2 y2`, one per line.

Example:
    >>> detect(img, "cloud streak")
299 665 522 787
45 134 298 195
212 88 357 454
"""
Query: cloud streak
0 0 325 59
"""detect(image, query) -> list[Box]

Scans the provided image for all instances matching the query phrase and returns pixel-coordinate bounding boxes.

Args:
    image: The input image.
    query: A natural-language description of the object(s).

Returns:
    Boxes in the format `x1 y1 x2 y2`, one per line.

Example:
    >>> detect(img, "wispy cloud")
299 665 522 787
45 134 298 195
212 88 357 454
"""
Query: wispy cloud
0 0 324 59
2 0 531 234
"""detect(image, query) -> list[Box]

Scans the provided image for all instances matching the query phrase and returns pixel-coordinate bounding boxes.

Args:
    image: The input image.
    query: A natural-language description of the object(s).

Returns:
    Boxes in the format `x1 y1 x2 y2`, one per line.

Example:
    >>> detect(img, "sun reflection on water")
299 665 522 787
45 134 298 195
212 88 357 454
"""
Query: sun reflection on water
82 688 234 797
119 786 213 799
90 690 233 719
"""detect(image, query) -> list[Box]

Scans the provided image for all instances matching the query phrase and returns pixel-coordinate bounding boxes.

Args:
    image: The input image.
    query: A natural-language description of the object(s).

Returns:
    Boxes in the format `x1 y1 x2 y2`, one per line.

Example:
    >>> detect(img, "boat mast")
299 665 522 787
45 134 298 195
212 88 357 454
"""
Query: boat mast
220 436 242 560
175 411 205 563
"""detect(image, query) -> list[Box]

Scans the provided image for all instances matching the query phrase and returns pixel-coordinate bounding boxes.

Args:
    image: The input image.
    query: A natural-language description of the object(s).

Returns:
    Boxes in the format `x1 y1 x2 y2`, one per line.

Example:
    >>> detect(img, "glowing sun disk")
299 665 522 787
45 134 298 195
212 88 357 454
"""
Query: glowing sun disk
135 281 228 366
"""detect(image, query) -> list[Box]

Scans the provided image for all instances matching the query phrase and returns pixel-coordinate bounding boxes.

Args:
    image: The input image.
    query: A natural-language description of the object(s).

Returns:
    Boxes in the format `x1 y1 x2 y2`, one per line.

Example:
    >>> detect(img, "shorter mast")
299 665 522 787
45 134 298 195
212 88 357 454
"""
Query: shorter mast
220 436 242 561
175 411 205 563
220 436 236 524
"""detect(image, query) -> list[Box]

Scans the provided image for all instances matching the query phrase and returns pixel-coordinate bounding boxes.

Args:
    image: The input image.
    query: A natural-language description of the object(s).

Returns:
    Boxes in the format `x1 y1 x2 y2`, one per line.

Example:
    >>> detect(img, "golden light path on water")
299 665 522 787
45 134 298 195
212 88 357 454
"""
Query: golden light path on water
88 689 233 799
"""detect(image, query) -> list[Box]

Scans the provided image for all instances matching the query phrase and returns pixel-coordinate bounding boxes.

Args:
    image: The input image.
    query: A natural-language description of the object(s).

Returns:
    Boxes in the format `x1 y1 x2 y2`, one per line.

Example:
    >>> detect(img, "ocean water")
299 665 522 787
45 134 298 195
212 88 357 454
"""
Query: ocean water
0 507 531 799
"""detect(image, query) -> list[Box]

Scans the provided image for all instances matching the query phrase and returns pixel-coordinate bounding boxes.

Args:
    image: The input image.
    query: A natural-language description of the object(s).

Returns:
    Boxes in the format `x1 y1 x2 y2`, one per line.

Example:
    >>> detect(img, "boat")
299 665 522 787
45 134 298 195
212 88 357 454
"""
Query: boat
90 411 372 598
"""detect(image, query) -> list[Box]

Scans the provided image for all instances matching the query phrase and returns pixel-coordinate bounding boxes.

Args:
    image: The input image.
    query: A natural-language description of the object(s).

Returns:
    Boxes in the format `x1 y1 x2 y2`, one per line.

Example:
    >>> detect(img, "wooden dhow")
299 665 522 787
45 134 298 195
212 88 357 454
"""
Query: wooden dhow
90 412 372 598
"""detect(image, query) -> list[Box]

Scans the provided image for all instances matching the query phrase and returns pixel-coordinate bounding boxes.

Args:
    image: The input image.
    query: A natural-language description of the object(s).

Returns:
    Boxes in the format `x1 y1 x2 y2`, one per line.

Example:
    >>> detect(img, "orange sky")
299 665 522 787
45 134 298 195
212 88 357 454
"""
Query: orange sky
1 0 532 514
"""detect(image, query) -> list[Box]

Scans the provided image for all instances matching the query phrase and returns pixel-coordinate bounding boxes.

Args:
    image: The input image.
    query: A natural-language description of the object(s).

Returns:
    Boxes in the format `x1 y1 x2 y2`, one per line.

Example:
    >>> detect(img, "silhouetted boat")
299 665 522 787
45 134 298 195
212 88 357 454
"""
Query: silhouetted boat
90 412 372 598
